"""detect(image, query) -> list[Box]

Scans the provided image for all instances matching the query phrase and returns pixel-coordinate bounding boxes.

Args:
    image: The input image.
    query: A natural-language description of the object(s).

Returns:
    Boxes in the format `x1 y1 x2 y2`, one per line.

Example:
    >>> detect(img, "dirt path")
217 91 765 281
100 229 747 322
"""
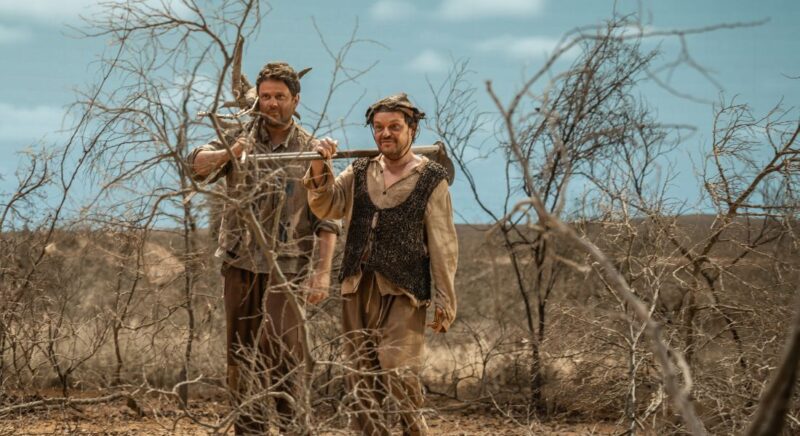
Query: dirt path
1 396 622 435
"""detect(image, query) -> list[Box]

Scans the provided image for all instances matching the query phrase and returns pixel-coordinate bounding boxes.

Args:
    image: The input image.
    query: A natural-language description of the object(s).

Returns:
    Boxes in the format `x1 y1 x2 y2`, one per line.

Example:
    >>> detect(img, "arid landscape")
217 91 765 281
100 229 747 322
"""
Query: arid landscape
2 1 800 435
1 393 623 435
2 217 798 434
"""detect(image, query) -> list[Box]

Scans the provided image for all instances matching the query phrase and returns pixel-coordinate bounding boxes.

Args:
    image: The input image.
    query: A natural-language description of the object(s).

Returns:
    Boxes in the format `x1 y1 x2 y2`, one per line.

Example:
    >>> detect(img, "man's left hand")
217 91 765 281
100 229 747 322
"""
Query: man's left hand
427 307 446 332
305 270 331 305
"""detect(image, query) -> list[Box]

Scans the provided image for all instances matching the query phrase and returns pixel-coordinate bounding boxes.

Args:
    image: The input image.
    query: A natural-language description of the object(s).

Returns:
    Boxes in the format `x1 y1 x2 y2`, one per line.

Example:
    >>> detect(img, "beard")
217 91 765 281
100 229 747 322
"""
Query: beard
381 139 412 161
260 111 292 128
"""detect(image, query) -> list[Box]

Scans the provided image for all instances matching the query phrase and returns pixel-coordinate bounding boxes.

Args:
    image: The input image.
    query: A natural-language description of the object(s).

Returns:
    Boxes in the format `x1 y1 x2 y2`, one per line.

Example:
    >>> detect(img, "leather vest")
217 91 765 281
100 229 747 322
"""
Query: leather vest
338 158 448 301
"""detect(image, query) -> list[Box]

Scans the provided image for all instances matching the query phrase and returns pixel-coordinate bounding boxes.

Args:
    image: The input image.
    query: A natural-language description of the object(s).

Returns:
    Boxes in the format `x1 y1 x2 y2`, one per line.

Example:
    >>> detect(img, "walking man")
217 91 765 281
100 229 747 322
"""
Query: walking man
304 93 458 435
189 62 340 434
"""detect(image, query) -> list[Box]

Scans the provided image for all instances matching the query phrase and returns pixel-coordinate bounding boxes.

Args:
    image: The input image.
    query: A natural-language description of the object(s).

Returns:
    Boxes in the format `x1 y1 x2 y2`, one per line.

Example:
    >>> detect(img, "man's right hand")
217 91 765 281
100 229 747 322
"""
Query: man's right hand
310 137 338 180
313 137 338 159
231 136 253 159
191 136 254 177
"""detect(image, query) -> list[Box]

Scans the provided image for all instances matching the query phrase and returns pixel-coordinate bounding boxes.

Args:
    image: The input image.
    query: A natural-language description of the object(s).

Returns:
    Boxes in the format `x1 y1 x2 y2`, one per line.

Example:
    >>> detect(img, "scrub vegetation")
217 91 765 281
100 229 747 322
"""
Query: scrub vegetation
1 1 798 434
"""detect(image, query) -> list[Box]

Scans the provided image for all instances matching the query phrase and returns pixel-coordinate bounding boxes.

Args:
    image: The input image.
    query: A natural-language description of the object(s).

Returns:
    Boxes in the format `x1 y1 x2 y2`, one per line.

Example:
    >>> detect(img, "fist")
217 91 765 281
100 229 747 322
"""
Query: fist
314 137 338 159
307 290 329 305
427 307 447 333
305 270 331 305
232 136 253 159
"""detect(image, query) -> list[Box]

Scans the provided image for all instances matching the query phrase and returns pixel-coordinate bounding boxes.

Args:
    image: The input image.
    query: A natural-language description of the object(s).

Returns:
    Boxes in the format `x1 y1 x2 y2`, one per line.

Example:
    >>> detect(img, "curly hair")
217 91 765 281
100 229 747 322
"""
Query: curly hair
255 62 301 96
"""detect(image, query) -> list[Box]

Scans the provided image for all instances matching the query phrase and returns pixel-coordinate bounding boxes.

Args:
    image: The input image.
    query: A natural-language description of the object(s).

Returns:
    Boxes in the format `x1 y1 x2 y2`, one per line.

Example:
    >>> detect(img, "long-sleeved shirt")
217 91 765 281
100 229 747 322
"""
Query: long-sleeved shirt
303 155 458 330
188 118 340 275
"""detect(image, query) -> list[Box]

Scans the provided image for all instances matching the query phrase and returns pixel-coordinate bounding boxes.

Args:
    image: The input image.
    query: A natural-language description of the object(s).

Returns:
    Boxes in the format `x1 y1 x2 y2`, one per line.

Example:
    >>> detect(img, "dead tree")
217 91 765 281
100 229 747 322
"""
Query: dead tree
434 19 658 413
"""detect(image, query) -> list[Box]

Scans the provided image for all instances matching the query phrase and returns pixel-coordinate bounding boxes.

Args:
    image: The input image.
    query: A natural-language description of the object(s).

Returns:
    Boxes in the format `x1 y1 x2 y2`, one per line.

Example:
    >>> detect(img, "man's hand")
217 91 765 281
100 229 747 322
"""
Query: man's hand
305 270 331 305
192 135 254 177
231 136 253 159
313 137 338 159
310 137 338 181
427 306 446 332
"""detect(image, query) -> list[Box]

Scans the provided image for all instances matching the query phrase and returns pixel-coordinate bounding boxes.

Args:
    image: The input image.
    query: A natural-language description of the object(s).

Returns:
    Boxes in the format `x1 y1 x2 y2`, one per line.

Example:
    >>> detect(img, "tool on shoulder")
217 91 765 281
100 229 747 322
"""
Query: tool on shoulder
248 141 456 185
195 37 455 186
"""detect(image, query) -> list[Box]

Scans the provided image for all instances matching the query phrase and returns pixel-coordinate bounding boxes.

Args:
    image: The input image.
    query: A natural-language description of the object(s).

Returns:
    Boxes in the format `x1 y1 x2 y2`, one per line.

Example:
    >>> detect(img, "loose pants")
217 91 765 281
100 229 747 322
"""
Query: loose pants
342 271 428 436
223 264 308 435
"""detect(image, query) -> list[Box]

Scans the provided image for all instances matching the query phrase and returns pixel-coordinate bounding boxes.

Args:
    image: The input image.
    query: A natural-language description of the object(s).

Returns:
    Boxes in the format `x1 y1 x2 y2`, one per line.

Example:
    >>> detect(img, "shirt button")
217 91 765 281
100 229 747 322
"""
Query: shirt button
382 191 386 195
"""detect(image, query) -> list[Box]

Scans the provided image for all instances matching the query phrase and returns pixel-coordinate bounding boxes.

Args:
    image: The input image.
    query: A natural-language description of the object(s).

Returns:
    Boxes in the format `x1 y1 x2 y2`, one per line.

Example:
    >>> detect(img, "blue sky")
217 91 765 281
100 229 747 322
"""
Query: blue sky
0 0 798 222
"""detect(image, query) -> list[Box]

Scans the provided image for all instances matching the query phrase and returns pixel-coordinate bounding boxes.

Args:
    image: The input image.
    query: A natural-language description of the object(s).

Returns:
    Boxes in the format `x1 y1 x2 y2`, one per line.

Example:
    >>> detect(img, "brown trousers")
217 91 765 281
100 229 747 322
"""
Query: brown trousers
342 272 428 436
223 264 308 435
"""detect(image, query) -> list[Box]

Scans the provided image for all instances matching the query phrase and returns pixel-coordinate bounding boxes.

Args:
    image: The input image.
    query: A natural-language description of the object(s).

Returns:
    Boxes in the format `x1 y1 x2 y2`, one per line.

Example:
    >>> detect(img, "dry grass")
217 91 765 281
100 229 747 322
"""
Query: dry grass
1 217 798 434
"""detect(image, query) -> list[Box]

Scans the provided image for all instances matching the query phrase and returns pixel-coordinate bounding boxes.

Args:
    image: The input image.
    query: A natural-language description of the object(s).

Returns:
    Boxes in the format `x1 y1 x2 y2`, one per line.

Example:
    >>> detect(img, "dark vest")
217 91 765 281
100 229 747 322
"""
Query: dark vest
339 158 448 302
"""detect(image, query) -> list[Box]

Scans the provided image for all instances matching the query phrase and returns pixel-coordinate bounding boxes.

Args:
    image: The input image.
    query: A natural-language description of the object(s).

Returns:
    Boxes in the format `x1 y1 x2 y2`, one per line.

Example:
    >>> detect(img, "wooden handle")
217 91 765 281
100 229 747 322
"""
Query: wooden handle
250 144 443 163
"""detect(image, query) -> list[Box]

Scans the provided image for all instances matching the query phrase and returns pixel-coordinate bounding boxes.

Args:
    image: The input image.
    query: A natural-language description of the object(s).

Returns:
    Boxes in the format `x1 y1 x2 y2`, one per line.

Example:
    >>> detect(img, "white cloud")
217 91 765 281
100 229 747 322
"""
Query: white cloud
407 49 449 73
0 102 64 142
439 0 544 21
0 24 32 44
0 0 191 26
477 35 578 60
0 0 98 24
370 0 416 21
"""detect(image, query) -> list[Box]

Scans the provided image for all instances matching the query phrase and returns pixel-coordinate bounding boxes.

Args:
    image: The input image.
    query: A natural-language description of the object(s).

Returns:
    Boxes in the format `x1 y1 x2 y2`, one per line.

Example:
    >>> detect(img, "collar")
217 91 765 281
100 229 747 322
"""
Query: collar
256 118 297 152
371 154 429 173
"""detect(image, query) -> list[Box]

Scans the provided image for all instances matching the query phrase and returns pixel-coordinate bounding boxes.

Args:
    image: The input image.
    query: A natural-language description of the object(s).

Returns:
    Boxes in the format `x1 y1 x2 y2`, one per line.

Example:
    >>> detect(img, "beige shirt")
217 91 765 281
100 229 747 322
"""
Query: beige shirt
188 118 340 275
303 156 458 330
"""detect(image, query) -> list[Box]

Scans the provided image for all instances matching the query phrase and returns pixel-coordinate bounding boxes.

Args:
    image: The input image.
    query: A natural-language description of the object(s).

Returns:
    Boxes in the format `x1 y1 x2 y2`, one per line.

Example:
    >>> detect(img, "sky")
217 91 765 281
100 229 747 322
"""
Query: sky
0 0 798 223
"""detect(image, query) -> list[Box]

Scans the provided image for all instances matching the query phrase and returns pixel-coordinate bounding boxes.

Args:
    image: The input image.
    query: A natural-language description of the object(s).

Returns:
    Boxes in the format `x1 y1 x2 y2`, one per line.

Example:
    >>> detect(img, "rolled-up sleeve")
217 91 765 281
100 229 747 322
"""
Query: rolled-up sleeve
303 161 355 221
313 218 341 236
187 142 231 183
425 180 458 331
189 122 247 183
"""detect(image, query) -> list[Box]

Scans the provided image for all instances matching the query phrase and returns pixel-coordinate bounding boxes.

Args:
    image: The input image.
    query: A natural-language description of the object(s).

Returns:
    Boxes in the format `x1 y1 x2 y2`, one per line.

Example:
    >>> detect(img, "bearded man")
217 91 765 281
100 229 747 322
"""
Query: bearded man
190 62 340 435
304 93 458 435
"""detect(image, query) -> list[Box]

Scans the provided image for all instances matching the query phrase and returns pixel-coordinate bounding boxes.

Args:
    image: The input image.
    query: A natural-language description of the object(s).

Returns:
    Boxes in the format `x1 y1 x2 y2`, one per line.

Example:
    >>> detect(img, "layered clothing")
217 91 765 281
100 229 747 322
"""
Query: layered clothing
304 155 458 436
189 118 340 434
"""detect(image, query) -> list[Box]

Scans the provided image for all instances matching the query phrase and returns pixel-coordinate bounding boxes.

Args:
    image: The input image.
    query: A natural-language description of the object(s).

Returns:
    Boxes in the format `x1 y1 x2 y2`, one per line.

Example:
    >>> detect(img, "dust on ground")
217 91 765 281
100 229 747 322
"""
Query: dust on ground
2 394 623 435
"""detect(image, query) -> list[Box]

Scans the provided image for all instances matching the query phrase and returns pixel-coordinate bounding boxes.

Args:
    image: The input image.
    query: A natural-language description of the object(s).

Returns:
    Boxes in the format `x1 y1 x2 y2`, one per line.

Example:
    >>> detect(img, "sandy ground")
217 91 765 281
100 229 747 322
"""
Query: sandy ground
1 395 622 435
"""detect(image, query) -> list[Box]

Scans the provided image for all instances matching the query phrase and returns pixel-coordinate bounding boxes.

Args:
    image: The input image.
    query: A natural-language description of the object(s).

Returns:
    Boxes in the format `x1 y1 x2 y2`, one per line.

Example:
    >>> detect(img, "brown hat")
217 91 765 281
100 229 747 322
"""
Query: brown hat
365 93 426 126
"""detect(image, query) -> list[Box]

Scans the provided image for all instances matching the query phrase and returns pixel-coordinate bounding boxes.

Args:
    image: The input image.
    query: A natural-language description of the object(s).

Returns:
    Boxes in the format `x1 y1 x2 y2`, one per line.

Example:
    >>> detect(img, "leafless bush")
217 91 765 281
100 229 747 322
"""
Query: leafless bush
0 0 400 433
2 3 798 435
428 12 799 435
